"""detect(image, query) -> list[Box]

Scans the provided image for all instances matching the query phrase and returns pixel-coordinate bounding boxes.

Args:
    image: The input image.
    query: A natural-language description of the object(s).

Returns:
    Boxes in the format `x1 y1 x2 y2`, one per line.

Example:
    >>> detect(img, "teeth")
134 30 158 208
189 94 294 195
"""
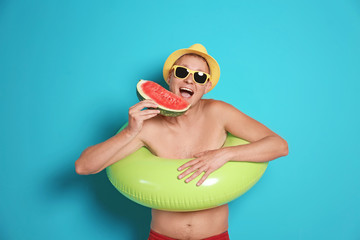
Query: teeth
180 87 193 93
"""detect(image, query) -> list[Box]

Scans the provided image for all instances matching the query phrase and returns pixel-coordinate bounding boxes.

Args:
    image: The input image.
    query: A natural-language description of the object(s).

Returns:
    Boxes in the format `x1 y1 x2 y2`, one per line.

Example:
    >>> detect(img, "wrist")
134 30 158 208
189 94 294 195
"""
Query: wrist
222 146 235 162
122 126 138 139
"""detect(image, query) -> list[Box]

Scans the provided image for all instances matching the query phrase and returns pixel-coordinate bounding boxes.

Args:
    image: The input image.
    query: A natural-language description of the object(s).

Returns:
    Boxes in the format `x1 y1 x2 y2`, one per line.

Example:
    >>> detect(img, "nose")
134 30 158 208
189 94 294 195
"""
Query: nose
184 73 193 84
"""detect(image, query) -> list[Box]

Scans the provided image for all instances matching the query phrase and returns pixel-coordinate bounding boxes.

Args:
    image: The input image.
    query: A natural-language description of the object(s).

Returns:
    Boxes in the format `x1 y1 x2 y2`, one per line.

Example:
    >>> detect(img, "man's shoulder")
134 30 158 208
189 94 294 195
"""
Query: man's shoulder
202 99 235 112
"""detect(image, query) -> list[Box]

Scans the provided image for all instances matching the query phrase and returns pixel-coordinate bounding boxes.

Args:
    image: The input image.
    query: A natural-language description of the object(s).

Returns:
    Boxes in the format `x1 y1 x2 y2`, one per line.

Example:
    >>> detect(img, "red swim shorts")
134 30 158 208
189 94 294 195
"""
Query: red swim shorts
148 229 230 240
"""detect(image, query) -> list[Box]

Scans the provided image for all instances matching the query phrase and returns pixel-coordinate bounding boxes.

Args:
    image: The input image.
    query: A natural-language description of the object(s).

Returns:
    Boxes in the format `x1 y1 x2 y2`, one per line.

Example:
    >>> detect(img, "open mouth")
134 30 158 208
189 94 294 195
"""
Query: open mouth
179 87 194 98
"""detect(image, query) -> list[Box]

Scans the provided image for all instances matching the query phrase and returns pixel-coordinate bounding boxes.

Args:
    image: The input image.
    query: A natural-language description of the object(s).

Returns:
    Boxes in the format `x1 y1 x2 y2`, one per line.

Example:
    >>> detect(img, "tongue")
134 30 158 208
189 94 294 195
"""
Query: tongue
181 91 191 98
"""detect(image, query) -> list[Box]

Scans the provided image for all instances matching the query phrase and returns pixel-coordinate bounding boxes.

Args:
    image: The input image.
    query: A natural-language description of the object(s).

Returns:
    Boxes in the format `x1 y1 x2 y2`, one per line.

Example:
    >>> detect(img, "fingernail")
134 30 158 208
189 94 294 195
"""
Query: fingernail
178 175 182 179
185 179 189 183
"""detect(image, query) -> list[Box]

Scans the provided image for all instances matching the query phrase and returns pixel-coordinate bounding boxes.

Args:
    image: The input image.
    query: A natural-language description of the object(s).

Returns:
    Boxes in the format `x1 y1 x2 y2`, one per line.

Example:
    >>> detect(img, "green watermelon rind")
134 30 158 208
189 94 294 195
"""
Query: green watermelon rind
136 80 191 117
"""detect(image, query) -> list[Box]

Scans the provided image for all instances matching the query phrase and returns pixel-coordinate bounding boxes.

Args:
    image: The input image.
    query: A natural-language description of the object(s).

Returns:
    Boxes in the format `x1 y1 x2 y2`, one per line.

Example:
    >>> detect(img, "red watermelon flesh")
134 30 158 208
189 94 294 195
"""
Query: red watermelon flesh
136 80 190 117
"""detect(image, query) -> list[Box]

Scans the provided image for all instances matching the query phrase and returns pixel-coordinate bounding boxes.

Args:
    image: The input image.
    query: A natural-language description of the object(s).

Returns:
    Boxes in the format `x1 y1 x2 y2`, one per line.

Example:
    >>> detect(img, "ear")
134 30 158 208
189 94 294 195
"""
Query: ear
167 70 173 84
204 80 212 94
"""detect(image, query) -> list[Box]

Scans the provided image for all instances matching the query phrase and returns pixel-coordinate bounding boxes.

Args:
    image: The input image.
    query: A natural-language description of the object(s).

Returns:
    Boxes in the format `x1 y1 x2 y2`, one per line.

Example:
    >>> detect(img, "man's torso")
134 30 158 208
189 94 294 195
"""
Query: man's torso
139 99 230 239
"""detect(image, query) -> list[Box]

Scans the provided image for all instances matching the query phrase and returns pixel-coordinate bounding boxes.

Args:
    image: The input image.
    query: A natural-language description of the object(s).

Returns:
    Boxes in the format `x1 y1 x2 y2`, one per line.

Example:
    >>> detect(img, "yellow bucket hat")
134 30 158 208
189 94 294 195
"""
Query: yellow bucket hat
163 44 220 92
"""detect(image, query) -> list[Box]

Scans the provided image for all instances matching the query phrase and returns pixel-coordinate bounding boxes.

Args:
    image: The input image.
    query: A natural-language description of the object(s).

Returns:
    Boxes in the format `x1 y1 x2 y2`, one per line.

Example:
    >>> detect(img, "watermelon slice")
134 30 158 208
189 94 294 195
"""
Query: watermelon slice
136 80 191 117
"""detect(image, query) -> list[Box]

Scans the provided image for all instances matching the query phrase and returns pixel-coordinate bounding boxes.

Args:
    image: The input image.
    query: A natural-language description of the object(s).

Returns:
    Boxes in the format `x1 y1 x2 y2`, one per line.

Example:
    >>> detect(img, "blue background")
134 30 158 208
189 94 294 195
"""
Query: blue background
1 0 359 239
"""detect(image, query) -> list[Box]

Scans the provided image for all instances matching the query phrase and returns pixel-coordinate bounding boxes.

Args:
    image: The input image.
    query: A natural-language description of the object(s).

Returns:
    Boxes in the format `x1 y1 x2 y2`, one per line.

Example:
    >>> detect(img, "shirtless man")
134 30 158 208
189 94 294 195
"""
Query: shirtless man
75 44 289 240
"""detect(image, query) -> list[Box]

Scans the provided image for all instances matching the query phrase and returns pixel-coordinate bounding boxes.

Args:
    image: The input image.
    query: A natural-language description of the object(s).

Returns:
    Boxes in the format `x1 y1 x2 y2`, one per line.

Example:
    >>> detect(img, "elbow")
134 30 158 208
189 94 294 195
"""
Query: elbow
75 160 91 175
281 139 289 156
75 159 101 175
75 150 100 175
269 135 289 158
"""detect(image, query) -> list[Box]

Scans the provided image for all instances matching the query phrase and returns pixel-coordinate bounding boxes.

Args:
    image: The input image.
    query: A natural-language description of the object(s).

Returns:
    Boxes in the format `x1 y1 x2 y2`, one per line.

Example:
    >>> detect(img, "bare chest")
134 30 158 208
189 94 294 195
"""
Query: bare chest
143 124 227 159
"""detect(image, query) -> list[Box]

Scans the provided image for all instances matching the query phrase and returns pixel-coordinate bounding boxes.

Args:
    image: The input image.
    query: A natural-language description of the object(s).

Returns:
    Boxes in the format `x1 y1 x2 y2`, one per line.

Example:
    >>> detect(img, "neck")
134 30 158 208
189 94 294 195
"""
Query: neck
161 100 203 127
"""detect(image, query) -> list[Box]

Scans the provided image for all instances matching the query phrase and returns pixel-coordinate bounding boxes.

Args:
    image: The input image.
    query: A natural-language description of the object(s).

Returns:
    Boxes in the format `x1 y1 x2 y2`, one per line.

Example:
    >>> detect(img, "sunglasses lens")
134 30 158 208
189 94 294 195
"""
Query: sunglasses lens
175 67 189 78
194 72 208 84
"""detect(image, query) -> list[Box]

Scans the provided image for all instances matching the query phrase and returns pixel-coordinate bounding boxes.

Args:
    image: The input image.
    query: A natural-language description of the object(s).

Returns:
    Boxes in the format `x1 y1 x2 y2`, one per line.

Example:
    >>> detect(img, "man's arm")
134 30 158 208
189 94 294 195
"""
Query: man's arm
178 100 288 186
222 101 288 162
75 100 160 175
75 129 143 175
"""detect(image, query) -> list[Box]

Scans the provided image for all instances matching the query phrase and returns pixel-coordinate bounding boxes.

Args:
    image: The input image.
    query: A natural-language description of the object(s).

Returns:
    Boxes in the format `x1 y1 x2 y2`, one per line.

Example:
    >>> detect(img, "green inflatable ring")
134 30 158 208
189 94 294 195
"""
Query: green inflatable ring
106 124 268 212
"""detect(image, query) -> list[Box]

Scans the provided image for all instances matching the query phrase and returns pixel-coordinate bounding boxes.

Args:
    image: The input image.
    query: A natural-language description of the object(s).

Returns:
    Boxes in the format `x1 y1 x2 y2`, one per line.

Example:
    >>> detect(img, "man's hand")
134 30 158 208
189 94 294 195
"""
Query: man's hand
126 99 160 135
177 149 230 186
